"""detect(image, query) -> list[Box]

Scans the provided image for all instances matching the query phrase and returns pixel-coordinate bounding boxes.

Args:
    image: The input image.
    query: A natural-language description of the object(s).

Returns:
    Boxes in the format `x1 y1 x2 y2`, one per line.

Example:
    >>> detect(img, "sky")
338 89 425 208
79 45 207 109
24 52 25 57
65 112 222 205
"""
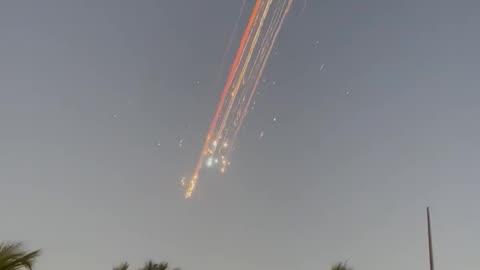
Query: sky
1 0 480 270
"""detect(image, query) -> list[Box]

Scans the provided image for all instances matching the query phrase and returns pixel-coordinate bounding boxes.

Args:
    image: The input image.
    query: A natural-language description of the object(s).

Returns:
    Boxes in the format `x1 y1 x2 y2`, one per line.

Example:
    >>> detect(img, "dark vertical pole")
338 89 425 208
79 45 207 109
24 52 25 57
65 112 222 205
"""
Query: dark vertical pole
427 207 435 270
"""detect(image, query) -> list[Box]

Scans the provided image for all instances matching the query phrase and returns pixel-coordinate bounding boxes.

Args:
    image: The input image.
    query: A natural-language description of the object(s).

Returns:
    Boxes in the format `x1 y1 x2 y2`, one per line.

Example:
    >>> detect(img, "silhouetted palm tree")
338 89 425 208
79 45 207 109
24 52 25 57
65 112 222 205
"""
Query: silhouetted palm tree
331 262 352 270
140 261 169 270
0 242 41 270
114 260 174 270
113 262 130 270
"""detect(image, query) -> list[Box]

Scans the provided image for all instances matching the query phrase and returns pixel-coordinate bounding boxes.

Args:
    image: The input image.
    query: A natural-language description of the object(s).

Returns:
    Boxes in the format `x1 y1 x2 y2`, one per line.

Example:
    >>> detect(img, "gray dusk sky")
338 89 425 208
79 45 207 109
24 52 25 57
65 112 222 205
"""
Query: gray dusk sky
1 1 479 270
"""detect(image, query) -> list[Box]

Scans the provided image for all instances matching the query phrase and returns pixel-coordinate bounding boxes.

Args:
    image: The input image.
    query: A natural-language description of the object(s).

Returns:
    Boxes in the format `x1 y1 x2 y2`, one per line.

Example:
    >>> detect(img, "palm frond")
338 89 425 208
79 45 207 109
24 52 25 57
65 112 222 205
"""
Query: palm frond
113 262 129 270
331 262 352 270
0 242 41 270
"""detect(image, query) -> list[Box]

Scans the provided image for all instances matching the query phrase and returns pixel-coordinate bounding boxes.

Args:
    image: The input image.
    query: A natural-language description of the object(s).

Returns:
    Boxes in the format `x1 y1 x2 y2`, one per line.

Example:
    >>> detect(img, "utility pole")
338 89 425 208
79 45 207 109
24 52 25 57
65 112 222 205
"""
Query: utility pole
427 207 435 270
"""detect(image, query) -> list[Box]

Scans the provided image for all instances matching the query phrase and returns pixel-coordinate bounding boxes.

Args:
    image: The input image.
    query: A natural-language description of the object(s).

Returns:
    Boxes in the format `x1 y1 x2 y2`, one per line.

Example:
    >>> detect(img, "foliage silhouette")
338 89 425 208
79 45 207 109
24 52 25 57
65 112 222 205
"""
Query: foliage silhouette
331 262 353 270
0 242 41 270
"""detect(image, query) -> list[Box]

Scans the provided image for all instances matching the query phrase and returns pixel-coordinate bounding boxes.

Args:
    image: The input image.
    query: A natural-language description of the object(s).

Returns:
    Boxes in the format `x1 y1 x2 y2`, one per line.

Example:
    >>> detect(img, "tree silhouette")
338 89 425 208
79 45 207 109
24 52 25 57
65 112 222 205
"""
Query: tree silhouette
140 261 169 270
113 262 130 270
331 262 352 270
114 260 175 270
0 242 41 270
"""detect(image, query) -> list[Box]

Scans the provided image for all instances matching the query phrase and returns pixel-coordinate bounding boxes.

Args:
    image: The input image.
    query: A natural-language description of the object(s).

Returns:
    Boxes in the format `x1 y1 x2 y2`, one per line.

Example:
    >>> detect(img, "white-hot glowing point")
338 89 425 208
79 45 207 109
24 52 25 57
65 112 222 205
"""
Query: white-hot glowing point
206 157 214 167
180 177 186 187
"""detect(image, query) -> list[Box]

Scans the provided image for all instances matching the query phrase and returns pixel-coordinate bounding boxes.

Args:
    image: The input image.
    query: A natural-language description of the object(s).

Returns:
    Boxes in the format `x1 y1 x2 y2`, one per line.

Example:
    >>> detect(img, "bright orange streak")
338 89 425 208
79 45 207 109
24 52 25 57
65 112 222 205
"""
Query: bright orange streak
185 0 263 198
210 0 273 163
213 0 273 149
227 0 293 157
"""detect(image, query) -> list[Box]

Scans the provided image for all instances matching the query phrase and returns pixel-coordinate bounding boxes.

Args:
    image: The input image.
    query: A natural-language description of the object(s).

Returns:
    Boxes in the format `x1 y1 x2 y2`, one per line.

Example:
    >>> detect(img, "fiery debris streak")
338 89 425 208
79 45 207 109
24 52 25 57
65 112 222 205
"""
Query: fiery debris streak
184 0 294 198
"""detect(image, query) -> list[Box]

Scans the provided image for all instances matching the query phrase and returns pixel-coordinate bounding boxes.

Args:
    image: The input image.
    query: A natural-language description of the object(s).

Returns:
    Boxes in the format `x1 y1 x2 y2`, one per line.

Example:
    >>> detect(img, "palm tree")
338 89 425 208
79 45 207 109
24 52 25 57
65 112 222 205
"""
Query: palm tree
331 262 352 270
140 261 169 270
114 260 174 270
0 242 41 270
113 262 130 270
